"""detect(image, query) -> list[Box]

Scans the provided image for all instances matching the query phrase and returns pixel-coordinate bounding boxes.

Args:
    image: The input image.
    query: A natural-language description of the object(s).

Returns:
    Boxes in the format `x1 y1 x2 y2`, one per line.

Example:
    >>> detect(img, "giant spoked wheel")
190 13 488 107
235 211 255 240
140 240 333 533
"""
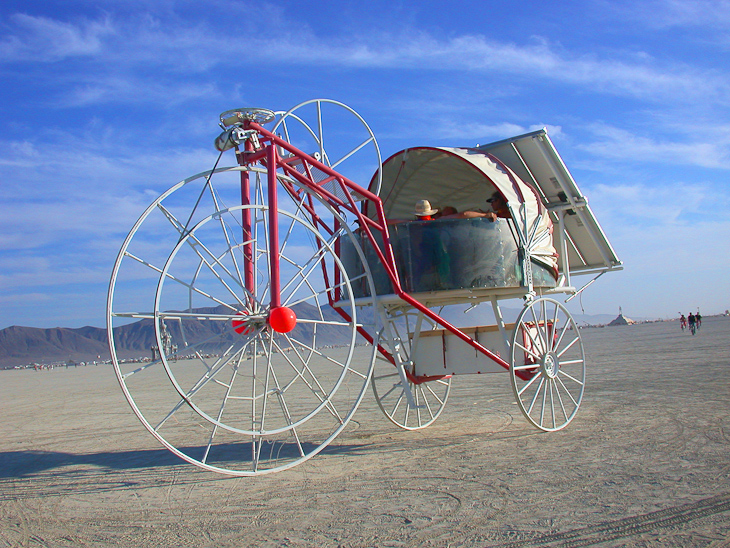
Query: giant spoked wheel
509 297 585 431
107 167 377 475
372 308 452 430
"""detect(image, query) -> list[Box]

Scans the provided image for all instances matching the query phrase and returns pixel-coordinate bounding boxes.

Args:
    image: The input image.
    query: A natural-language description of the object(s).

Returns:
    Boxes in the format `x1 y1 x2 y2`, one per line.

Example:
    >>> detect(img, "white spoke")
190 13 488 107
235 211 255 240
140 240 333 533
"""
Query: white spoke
525 376 544 416
124 249 239 312
373 309 451 430
331 136 375 170
558 370 584 387
271 335 343 423
554 375 575 410
288 336 365 380
557 334 581 357
529 304 547 351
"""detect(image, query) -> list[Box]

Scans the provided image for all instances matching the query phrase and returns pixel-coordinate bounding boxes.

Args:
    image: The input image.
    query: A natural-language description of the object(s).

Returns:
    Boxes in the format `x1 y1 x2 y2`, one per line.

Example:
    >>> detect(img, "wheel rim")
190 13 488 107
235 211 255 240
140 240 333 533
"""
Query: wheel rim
373 308 451 430
108 167 376 475
509 297 585 432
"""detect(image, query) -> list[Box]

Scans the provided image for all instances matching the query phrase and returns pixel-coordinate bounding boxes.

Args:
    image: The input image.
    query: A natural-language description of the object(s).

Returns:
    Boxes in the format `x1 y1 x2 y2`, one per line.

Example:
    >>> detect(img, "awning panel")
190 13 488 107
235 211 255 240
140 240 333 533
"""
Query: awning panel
475 130 622 274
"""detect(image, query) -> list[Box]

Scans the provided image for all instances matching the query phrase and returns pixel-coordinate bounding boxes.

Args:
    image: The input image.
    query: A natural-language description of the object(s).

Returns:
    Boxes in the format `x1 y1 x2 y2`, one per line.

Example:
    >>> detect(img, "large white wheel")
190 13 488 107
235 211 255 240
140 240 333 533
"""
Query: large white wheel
273 99 383 195
372 308 451 430
107 166 377 475
509 297 585 431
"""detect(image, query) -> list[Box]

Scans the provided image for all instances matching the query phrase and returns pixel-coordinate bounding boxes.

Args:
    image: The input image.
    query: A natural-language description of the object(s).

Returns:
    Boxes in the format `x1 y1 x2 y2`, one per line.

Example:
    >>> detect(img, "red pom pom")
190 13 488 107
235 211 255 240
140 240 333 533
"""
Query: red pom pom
268 306 297 333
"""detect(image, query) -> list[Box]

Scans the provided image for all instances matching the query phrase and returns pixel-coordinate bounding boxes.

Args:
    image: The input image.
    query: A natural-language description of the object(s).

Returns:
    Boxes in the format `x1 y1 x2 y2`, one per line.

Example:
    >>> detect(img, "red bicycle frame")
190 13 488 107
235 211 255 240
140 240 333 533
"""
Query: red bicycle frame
232 119 532 381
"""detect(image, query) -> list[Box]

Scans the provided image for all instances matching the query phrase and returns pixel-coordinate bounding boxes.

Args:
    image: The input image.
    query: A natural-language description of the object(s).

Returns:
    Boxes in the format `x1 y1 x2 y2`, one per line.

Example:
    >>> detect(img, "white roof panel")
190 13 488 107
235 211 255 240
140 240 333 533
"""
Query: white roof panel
475 129 622 275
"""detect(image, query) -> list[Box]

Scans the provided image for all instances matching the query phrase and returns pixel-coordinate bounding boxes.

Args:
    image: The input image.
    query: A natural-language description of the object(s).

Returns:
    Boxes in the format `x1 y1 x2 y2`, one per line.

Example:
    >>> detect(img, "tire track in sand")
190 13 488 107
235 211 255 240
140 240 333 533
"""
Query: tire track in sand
495 493 730 547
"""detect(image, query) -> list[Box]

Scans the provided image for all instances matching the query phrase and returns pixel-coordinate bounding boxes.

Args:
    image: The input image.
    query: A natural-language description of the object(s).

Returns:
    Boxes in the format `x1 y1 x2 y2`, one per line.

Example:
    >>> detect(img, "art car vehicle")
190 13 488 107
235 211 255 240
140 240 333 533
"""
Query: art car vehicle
108 100 622 476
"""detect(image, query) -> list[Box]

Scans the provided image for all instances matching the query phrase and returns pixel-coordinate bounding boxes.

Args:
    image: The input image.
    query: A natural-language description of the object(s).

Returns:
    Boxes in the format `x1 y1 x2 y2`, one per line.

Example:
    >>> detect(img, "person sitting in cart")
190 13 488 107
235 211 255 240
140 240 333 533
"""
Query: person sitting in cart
484 191 511 220
414 199 439 220
434 205 458 218
433 191 511 222
386 199 441 224
409 193 509 223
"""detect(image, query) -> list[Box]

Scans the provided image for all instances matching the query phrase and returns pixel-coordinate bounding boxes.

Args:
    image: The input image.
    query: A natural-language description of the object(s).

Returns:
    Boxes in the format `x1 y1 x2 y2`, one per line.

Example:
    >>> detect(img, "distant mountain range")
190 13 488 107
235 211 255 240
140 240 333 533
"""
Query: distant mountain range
0 302 371 368
0 303 625 369
0 325 110 368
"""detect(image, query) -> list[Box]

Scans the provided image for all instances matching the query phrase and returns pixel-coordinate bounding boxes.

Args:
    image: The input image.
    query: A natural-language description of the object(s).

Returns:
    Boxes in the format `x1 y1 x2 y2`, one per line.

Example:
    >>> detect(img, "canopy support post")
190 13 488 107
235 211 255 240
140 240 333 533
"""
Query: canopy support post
491 297 511 359
556 209 571 289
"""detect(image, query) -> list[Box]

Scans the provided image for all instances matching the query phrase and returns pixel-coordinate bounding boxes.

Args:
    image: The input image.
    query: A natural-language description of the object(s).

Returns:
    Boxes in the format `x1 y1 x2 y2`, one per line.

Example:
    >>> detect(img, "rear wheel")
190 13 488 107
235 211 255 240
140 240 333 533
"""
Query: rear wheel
373 308 451 430
273 98 383 195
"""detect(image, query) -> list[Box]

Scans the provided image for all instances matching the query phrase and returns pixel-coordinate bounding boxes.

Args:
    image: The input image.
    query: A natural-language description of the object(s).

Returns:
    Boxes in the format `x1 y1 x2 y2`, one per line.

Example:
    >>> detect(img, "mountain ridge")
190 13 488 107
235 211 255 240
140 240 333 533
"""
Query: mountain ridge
0 301 364 368
0 306 638 368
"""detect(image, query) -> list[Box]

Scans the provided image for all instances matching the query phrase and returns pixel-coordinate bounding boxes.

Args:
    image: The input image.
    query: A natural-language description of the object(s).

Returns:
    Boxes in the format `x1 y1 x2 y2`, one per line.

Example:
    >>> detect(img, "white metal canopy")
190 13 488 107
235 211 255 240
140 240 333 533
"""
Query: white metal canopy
367 130 621 280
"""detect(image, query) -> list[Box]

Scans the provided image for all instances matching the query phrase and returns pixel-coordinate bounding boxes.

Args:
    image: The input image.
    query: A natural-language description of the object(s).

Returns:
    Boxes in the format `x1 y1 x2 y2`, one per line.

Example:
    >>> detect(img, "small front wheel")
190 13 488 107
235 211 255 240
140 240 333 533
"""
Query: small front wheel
510 297 585 431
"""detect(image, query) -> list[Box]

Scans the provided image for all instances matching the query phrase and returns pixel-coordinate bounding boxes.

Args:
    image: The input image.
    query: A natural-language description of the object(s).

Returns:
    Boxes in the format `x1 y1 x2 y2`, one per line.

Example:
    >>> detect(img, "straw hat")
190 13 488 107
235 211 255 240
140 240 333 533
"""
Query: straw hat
414 199 438 216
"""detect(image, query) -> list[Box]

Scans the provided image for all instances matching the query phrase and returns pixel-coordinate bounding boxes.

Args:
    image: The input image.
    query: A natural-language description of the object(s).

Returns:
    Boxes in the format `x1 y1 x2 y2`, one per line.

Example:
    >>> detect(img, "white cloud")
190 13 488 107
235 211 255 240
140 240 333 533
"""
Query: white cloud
424 121 562 143
568 188 730 317
610 0 730 29
4 9 730 109
57 75 222 108
587 176 720 226
0 13 114 61
0 130 225 263
0 292 53 305
578 123 730 169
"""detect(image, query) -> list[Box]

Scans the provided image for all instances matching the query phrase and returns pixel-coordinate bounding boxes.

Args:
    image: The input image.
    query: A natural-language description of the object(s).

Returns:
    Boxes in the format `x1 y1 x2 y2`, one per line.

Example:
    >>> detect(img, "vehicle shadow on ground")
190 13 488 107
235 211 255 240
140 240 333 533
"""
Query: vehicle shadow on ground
0 448 186 478
0 441 375 479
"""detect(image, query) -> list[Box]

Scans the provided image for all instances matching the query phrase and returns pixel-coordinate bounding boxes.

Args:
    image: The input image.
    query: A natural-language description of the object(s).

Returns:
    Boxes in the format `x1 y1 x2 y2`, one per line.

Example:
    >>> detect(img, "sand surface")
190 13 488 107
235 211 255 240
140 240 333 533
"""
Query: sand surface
2 316 730 547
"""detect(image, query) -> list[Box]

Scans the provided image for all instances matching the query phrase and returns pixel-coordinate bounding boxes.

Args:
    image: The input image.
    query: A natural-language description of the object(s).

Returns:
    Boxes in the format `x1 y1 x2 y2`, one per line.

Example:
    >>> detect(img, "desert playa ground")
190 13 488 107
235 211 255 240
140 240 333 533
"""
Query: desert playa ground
2 317 730 547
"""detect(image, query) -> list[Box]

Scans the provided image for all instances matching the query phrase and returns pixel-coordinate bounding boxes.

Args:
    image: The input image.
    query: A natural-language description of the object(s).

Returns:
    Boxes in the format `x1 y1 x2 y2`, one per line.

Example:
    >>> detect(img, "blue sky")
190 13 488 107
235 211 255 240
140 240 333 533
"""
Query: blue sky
1 0 730 329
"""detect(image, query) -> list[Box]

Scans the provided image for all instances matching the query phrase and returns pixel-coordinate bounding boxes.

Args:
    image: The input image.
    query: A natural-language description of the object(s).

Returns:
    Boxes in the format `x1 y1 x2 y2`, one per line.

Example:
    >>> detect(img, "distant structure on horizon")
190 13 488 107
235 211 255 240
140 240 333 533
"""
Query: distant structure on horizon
608 306 635 326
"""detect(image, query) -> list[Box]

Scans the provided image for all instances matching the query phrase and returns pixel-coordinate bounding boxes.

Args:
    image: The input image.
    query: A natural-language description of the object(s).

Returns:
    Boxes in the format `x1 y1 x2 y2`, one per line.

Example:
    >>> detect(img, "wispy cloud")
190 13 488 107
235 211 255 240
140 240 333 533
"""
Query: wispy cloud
0 130 220 256
0 13 115 61
607 0 730 29
579 123 730 169
423 120 562 143
4 10 730 109
588 179 712 224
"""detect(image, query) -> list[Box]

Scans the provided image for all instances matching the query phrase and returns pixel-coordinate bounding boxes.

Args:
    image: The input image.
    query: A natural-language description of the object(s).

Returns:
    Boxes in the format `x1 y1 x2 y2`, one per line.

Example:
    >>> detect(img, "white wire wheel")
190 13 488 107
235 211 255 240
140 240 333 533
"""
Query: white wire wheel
372 308 452 430
273 98 383 195
509 297 585 432
107 167 377 475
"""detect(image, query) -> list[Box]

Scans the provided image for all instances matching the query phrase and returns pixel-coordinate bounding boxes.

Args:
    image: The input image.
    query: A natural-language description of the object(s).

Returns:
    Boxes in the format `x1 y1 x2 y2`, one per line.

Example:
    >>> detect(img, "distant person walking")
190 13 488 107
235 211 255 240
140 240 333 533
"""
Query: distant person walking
688 312 696 335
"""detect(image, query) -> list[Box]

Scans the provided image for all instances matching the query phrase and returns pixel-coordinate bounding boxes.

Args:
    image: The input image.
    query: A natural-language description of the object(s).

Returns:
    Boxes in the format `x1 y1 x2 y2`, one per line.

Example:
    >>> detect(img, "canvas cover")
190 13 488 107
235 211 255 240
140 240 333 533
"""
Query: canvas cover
366 146 559 274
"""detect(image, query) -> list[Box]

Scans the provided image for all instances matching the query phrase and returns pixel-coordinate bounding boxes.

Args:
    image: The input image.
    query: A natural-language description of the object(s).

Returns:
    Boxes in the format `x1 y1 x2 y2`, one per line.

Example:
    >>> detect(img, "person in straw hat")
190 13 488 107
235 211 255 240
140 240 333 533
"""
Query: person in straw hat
414 199 439 220
415 191 510 222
